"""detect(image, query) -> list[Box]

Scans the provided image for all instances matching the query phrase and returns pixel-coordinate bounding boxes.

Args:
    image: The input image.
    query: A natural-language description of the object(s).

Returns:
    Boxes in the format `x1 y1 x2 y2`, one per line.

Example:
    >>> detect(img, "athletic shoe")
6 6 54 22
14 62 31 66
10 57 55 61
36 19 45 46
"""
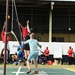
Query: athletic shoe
26 69 31 74
32 70 38 74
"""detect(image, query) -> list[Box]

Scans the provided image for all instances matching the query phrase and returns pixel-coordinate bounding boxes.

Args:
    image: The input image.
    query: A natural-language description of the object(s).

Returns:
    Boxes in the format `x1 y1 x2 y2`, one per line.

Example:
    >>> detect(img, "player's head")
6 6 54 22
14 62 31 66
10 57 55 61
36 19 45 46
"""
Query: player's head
30 33 35 39
46 47 48 49
26 20 29 24
30 28 34 33
69 46 71 49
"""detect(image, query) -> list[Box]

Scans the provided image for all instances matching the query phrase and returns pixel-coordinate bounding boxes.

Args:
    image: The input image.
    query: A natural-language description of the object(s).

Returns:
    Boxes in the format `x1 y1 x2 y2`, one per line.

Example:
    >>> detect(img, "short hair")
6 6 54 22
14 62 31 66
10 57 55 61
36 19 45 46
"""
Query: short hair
69 46 71 49
32 33 35 38
30 28 33 33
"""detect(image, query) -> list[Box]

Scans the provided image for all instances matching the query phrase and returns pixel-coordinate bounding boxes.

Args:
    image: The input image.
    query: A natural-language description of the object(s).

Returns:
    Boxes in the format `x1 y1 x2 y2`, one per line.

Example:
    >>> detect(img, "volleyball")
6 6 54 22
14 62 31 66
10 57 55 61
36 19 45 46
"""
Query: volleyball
8 15 10 19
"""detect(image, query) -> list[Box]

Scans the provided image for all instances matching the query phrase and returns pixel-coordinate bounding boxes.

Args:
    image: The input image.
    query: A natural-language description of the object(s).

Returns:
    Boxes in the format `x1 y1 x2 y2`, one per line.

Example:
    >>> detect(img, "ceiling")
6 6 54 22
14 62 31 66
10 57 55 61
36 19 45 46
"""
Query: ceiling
0 0 75 8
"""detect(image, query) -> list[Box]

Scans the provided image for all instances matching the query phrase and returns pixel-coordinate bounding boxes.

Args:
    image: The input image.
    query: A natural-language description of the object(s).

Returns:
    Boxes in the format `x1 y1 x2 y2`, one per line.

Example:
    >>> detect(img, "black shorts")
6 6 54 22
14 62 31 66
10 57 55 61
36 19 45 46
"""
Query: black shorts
24 43 30 50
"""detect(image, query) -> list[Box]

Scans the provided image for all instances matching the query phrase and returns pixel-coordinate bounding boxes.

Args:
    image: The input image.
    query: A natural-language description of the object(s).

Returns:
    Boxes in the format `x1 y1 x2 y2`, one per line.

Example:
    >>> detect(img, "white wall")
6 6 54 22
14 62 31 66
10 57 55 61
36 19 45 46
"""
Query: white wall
0 41 19 54
40 42 75 55
0 41 75 55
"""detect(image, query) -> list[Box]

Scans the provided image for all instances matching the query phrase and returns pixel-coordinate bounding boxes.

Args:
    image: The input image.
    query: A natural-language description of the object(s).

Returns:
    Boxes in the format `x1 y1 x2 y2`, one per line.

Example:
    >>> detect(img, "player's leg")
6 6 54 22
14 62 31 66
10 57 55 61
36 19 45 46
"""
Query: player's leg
32 53 39 74
24 50 27 60
24 43 30 60
26 59 31 74
27 50 30 57
26 43 30 58
34 60 38 71
26 53 33 74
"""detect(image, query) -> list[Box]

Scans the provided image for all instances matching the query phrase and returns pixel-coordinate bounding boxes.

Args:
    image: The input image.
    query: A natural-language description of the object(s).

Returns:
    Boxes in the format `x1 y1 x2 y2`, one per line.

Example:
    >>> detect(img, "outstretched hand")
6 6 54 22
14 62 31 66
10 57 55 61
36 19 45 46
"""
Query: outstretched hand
26 20 29 24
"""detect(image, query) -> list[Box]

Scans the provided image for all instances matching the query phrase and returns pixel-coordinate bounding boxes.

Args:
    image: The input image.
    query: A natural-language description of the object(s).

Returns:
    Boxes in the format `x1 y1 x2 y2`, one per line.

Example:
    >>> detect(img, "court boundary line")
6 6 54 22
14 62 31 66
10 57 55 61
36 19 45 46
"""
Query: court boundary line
65 68 75 72
16 66 21 75
11 66 48 75
11 66 25 74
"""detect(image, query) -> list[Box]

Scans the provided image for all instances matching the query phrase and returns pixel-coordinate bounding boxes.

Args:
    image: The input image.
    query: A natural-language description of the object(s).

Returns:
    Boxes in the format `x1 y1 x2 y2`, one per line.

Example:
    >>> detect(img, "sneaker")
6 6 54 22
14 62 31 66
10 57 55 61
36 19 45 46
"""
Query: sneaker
32 71 38 74
26 69 31 74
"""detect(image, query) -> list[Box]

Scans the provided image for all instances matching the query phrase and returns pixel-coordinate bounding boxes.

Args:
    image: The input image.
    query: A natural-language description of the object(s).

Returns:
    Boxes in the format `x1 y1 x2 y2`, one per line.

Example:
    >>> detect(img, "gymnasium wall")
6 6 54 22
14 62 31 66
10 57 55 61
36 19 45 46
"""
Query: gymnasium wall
0 41 75 55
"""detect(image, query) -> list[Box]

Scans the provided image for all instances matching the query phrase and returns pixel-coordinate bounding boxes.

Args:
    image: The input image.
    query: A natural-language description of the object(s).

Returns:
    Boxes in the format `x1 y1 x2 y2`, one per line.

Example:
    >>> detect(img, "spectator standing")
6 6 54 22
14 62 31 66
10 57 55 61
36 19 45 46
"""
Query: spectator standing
1 21 10 63
67 46 73 65
1 21 10 51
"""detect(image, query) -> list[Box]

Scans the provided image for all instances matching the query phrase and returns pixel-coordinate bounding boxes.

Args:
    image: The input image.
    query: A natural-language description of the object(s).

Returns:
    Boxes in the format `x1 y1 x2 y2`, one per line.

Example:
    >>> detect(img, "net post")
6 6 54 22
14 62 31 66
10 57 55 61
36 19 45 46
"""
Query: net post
4 0 9 75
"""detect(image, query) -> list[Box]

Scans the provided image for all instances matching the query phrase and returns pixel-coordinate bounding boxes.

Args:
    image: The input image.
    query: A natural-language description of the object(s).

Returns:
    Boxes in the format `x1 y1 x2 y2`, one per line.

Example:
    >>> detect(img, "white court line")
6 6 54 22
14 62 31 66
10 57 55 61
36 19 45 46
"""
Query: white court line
11 67 48 75
12 72 25 73
16 66 21 75
12 70 48 75
11 66 25 74
65 68 75 72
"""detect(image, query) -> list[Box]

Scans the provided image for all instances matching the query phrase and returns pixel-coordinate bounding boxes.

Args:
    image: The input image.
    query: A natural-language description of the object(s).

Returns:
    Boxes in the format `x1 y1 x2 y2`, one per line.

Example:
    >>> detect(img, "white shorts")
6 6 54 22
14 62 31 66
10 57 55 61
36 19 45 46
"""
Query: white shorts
1 42 10 50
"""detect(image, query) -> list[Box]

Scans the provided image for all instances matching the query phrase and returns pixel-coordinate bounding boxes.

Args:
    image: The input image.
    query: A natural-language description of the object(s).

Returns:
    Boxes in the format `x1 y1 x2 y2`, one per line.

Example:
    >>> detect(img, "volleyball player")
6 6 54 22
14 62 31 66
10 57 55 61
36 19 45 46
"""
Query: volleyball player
18 20 33 60
24 33 41 74
1 21 10 63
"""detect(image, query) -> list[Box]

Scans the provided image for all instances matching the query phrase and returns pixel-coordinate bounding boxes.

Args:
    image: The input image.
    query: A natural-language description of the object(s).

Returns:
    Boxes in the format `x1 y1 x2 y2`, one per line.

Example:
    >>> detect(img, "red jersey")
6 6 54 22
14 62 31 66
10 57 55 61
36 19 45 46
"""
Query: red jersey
68 49 73 57
1 31 10 42
21 26 28 38
44 49 50 56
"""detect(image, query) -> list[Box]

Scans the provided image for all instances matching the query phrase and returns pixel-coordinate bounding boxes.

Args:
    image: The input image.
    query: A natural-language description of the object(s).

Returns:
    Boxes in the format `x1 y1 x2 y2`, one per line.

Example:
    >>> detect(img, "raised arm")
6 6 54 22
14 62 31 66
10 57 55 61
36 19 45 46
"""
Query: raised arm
18 22 22 27
2 25 5 31
2 21 6 31
6 32 11 34
26 20 31 33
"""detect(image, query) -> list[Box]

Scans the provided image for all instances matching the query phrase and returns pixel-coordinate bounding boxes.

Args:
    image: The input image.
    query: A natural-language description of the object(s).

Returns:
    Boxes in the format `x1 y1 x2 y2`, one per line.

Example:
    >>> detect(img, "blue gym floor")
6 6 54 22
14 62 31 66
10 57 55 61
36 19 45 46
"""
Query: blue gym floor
0 66 75 75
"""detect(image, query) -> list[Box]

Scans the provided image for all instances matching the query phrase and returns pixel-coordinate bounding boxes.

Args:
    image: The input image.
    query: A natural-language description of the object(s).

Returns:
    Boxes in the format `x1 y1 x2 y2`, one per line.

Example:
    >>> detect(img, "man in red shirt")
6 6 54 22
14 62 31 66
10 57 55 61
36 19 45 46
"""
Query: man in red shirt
67 46 73 65
44 47 50 62
18 20 32 60
1 21 10 63
1 21 10 50
18 20 30 40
